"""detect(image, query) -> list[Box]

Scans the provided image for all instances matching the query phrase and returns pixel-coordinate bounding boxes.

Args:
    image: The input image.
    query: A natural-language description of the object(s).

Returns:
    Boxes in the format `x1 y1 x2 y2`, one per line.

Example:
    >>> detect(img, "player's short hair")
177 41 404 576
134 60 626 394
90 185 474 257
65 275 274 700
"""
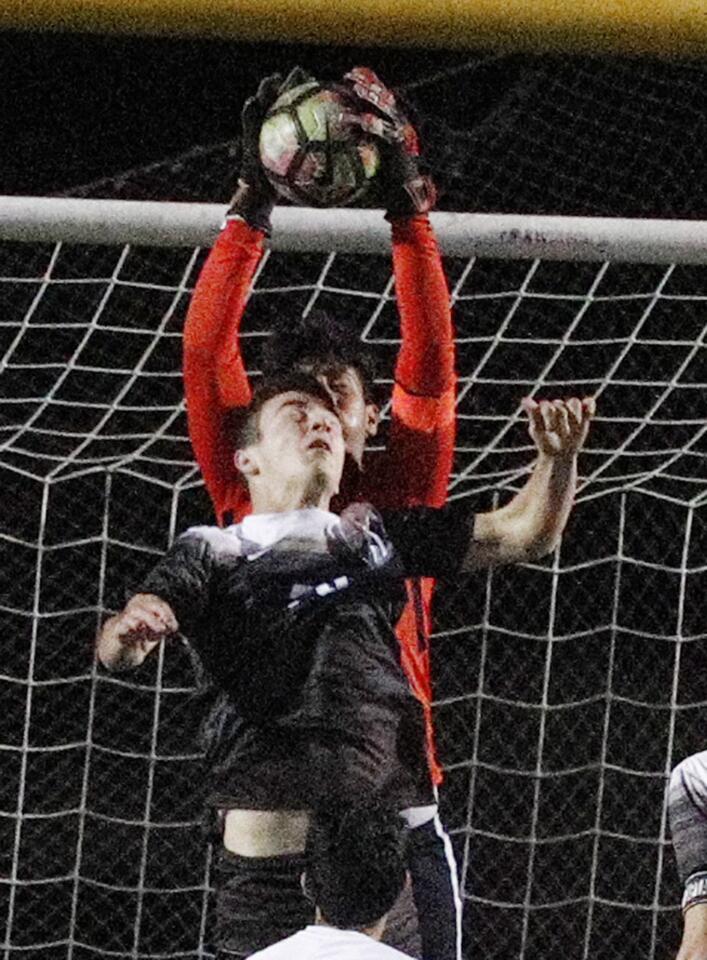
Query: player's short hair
304 799 407 929
230 371 338 451
261 310 381 404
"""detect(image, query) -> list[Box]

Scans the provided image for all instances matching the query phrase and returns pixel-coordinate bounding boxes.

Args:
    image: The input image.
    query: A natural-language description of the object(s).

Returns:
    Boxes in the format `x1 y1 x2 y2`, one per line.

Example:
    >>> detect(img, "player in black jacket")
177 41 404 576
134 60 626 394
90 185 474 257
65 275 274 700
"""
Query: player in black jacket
97 371 594 958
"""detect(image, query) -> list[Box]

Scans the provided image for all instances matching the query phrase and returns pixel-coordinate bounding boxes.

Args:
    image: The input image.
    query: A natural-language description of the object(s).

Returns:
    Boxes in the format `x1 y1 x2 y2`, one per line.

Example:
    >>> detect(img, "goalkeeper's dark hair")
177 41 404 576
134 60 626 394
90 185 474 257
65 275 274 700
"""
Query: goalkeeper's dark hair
230 371 338 450
261 310 381 404
304 798 407 929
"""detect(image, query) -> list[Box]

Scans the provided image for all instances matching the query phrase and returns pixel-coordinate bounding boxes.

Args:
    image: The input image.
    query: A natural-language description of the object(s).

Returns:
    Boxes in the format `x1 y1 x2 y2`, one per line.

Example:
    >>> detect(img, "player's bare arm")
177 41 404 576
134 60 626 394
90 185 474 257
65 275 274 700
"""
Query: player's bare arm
677 909 707 960
183 69 315 527
467 396 595 569
96 593 178 671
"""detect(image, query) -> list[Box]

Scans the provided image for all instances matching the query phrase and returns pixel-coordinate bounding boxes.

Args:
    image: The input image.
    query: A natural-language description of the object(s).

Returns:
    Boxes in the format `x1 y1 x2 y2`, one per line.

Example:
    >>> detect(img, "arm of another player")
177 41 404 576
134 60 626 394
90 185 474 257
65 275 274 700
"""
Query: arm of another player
183 73 274 517
96 529 214 671
669 752 707 960
96 593 178 671
469 397 594 568
184 73 309 521
382 397 594 576
183 219 260 520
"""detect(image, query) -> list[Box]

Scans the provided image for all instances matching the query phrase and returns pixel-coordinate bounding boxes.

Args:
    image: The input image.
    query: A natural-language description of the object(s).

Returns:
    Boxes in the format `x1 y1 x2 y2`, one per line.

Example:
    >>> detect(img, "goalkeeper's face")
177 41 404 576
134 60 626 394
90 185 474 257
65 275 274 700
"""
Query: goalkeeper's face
306 365 379 466
236 390 346 499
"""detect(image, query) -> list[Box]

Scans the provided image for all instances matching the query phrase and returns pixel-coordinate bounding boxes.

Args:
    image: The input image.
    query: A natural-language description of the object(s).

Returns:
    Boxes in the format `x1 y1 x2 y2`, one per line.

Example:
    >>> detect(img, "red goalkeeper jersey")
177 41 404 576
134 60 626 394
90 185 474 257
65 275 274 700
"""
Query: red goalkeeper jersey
183 214 455 785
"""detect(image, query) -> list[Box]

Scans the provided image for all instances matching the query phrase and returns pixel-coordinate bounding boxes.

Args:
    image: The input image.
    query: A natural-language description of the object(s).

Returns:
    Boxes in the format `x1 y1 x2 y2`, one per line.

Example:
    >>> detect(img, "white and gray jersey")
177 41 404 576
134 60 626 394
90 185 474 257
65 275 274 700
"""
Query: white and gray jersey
135 503 473 811
669 751 707 907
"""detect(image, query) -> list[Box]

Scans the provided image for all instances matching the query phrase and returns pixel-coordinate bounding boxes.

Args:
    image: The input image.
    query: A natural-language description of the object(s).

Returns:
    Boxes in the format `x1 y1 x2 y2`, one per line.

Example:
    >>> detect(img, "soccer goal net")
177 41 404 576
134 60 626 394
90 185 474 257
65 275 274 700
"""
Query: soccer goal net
1 198 705 960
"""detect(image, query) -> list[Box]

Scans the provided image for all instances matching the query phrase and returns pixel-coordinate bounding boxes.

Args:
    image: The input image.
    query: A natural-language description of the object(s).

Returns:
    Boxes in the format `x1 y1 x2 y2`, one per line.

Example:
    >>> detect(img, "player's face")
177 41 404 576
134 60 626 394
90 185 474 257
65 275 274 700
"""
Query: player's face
306 365 379 465
242 391 346 494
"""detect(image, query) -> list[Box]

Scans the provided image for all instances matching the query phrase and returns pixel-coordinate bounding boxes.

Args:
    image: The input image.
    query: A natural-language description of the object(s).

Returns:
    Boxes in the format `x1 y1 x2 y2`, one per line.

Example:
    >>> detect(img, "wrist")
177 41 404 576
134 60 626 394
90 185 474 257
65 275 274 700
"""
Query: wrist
684 873 707 913
384 174 436 219
537 449 578 466
225 180 274 235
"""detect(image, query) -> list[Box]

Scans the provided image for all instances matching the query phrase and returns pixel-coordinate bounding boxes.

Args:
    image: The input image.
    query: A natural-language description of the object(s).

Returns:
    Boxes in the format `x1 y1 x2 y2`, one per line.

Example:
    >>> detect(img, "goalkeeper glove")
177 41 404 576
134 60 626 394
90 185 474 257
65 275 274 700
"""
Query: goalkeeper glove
227 66 314 234
342 66 436 219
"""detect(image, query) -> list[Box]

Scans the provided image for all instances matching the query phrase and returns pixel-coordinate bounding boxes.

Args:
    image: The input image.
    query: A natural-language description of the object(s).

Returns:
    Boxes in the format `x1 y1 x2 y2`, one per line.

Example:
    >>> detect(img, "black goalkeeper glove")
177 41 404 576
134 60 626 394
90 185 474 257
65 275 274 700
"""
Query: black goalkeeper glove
227 66 314 234
341 66 436 219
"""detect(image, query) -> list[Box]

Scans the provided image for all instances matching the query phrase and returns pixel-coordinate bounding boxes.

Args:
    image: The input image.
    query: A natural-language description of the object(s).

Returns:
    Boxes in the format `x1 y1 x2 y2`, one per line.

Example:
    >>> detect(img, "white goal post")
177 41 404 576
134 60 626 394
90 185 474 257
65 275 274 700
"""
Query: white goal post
1 195 707 262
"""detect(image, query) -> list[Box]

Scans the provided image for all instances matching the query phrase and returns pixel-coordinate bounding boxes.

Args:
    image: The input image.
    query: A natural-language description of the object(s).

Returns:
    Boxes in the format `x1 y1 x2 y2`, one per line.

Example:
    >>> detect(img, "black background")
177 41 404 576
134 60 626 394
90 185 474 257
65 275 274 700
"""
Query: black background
1 25 705 960
0 30 474 195
2 29 704 218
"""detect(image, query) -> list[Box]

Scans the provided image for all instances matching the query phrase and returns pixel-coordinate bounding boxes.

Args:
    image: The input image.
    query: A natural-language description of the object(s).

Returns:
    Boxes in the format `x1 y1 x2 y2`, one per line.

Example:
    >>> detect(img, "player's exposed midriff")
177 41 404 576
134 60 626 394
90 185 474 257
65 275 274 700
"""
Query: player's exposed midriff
222 808 309 856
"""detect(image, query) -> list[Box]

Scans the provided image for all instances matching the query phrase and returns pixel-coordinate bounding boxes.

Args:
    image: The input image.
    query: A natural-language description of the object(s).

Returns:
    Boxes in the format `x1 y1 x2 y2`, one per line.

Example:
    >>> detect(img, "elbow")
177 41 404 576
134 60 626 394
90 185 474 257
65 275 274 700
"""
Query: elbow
499 520 563 563
471 507 563 568
523 529 562 561
494 536 557 566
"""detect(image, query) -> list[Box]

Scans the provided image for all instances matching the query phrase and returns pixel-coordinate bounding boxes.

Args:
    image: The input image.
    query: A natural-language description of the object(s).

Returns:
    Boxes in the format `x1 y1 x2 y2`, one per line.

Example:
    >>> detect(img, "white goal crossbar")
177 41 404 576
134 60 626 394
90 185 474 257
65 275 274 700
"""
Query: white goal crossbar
1 196 706 263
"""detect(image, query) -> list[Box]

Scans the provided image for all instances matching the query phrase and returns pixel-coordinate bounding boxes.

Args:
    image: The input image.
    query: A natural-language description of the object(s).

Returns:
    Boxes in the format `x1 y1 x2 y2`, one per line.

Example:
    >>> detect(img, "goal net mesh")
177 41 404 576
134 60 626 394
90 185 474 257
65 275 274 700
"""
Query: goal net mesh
2 52 706 960
67 53 707 218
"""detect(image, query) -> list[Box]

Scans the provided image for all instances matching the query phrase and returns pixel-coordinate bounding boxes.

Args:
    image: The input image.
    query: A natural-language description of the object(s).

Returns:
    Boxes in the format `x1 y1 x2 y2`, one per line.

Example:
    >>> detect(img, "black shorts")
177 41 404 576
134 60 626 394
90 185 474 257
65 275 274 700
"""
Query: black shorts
212 845 422 959
213 849 312 959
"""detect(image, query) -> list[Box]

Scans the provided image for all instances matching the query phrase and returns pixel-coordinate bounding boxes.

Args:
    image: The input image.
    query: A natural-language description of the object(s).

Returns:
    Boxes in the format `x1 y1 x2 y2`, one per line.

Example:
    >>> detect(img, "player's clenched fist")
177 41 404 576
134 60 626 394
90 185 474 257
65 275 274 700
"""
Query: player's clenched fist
96 593 178 671
522 396 595 458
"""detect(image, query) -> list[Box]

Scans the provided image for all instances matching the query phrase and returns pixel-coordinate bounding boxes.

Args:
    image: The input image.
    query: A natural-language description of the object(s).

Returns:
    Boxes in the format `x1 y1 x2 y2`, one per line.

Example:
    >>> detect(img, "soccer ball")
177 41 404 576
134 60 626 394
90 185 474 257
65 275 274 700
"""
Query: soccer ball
259 81 381 207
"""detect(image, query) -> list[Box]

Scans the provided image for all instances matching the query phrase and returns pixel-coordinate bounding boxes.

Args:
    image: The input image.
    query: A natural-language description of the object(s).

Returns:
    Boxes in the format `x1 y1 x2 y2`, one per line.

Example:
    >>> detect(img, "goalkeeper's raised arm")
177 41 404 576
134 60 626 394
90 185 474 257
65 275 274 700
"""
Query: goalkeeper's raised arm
182 66 455 524
182 68 314 527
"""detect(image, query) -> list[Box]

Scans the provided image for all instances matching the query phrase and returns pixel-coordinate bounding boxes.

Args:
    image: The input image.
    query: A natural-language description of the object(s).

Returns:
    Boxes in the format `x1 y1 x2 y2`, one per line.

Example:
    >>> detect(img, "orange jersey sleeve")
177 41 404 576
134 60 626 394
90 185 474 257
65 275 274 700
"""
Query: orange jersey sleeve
363 214 456 509
360 215 456 786
183 218 264 525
